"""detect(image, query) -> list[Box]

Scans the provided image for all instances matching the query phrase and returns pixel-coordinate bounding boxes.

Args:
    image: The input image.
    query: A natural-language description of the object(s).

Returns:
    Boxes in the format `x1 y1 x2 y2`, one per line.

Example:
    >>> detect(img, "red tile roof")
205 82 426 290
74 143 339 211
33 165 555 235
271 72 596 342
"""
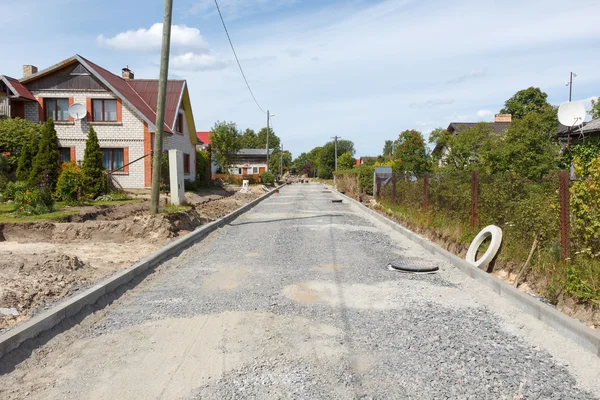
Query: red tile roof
127 80 185 132
1 76 36 101
196 131 212 145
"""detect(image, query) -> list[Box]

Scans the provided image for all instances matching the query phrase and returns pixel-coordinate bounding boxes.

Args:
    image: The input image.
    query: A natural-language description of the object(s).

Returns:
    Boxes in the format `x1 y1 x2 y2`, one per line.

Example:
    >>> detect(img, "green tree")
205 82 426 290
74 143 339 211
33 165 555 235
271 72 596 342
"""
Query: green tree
269 149 293 174
0 117 40 171
81 126 106 197
210 121 241 172
29 118 59 189
196 150 211 186
317 140 355 179
337 152 355 170
589 97 600 120
500 87 553 119
255 127 280 151
239 128 258 148
428 127 452 162
392 130 432 174
383 140 394 157
16 129 40 181
443 123 499 172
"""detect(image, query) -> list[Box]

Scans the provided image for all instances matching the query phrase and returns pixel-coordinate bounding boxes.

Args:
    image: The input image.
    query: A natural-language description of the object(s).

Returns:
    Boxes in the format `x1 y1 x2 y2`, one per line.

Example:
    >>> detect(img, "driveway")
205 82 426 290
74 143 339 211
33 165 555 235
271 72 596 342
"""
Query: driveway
1 184 600 399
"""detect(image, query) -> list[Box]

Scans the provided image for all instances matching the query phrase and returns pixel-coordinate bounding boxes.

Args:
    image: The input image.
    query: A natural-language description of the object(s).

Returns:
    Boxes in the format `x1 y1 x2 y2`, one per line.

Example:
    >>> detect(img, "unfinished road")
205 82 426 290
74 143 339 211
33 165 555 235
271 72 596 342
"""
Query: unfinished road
2 184 600 399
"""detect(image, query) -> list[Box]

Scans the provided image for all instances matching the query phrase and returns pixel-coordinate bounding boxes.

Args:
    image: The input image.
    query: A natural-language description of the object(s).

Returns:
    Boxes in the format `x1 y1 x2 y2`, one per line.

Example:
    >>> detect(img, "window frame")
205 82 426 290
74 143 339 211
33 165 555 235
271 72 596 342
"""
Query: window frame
92 99 118 122
183 153 190 174
100 148 125 172
252 167 258 174
58 147 71 164
176 113 184 133
44 98 69 122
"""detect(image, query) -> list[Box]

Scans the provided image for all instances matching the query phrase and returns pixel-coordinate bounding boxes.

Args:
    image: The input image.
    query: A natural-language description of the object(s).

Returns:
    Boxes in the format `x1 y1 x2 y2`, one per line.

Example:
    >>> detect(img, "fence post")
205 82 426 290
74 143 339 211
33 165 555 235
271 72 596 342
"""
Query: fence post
559 170 571 261
392 175 397 204
423 173 429 212
470 170 479 230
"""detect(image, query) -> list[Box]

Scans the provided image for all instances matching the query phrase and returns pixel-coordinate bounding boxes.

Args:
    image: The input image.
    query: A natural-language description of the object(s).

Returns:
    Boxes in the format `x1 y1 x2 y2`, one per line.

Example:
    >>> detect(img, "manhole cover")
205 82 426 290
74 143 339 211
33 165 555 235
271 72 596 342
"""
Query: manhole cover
387 258 439 273
331 199 343 203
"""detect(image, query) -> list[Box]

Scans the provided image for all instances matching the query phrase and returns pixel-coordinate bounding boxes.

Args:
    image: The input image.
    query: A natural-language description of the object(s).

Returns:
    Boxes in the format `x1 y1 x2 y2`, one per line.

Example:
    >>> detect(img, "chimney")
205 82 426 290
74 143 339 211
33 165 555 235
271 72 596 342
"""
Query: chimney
122 66 134 80
494 113 512 123
23 65 38 77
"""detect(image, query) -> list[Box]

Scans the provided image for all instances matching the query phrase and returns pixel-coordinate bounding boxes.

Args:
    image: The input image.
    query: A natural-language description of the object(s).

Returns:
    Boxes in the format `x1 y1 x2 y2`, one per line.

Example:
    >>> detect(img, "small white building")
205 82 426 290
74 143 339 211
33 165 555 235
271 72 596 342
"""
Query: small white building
0 55 198 188
228 149 273 175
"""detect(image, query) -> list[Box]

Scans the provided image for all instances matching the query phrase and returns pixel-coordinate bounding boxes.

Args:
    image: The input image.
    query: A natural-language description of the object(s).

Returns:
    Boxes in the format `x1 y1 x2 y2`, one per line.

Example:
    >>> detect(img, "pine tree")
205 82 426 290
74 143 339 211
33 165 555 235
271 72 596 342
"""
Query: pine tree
16 130 39 181
29 118 59 189
81 126 106 197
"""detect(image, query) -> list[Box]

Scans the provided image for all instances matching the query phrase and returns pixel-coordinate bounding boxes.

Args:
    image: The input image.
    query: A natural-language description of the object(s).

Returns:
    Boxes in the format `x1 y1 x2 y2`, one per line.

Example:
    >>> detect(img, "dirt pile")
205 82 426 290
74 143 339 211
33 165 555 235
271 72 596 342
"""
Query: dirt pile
196 192 260 220
0 254 90 329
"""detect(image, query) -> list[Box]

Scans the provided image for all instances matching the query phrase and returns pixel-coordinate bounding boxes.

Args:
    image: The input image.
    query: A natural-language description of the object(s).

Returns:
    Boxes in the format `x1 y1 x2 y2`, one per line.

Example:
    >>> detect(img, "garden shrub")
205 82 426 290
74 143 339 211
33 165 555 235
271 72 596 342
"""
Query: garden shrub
81 126 106 198
1 180 29 201
570 155 600 254
55 162 85 205
260 171 275 185
195 150 211 186
13 186 53 215
29 119 59 189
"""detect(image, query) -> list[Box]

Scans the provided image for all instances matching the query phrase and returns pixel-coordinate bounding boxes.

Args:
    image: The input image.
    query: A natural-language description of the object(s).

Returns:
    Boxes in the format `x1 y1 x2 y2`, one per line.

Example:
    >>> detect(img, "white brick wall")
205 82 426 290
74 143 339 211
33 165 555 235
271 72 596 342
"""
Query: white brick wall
24 90 197 188
164 107 196 181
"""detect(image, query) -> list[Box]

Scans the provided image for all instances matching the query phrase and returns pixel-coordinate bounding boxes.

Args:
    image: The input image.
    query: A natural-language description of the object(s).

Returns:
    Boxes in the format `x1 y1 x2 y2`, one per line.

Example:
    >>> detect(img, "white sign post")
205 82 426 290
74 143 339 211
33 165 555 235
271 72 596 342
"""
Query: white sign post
168 149 185 206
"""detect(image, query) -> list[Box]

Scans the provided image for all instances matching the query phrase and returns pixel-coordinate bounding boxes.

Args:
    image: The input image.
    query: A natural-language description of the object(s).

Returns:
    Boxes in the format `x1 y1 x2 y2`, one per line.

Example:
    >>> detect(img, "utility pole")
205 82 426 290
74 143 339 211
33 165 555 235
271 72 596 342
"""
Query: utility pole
266 110 270 172
332 135 341 171
280 143 283 177
150 0 173 214
567 72 577 102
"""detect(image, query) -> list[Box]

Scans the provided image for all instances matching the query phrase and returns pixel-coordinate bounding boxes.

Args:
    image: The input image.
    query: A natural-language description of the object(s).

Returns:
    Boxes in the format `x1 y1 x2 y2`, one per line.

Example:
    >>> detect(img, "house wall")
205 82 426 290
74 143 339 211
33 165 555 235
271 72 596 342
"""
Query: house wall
27 90 147 188
229 159 268 175
164 107 196 181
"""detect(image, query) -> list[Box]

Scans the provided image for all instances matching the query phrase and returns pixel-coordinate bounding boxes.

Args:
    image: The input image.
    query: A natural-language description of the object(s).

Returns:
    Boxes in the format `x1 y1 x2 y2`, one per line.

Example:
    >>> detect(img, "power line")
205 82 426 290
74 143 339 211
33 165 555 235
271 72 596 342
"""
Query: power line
214 0 266 115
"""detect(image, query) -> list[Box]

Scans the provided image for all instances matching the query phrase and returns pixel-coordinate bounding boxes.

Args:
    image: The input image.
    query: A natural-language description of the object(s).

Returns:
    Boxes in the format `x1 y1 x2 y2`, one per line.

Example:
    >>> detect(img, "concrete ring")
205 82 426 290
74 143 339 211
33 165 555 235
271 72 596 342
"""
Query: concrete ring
466 225 503 270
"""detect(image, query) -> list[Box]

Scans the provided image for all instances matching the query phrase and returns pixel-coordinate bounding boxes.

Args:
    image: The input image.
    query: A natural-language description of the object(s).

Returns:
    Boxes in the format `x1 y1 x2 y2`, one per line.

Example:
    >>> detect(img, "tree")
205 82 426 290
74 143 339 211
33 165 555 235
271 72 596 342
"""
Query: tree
269 149 292 174
383 140 394 157
238 128 258 148
210 121 241 172
589 97 600 120
391 130 431 174
0 117 40 171
500 87 553 120
29 118 59 189
337 152 355 170
256 127 280 151
443 123 499 172
428 127 452 162
16 129 40 181
81 126 106 197
317 140 355 179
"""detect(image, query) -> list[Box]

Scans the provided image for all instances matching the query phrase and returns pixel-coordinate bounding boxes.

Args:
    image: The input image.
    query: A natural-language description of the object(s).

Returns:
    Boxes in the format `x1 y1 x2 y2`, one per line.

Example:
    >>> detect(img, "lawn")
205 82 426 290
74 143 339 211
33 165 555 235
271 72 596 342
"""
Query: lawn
0 198 143 223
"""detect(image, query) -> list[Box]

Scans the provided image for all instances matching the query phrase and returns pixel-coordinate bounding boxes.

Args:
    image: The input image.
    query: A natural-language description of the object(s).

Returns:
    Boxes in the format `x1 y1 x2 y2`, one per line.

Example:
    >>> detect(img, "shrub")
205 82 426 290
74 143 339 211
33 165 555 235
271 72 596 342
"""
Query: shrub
196 150 211 186
95 192 131 202
16 130 39 181
13 186 53 215
1 180 29 202
260 171 275 185
81 126 106 198
29 119 59 189
55 162 85 205
0 117 41 171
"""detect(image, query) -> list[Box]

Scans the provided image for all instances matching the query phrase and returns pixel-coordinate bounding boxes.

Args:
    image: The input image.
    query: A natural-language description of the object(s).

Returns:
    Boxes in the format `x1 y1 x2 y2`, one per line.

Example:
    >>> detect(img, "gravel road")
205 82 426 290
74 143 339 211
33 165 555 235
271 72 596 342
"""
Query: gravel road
1 184 600 399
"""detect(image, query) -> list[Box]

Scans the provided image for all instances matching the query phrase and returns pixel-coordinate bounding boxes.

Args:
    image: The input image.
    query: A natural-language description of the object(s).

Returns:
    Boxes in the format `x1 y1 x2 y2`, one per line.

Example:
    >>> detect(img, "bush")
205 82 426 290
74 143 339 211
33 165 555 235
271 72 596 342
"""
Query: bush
16 130 39 181
95 192 131 202
81 126 106 198
55 162 85 205
13 186 53 215
260 171 275 185
29 119 59 189
196 150 211 186
1 180 29 202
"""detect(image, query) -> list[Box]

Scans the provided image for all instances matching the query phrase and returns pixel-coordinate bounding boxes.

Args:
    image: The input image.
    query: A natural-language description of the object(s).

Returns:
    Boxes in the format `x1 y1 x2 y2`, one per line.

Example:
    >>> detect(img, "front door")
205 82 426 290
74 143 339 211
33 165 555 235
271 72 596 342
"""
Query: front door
259 167 265 174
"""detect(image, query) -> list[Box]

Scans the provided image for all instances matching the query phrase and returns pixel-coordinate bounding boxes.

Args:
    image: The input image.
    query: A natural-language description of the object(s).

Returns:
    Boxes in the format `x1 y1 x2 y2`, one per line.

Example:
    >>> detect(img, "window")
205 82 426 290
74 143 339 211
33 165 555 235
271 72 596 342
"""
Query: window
176 113 184 133
92 99 117 122
58 148 71 164
252 167 258 174
101 148 124 171
45 98 69 121
183 153 190 174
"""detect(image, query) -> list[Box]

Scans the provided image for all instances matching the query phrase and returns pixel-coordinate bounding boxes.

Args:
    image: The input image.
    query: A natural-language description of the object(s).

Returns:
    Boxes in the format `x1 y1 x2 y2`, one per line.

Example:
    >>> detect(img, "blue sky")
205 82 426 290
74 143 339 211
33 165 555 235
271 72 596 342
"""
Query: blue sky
2 0 599 157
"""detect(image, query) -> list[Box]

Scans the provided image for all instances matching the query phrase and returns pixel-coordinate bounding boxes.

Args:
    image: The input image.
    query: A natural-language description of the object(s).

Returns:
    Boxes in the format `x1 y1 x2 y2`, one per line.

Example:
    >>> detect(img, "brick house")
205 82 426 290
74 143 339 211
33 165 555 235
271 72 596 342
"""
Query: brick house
0 55 198 189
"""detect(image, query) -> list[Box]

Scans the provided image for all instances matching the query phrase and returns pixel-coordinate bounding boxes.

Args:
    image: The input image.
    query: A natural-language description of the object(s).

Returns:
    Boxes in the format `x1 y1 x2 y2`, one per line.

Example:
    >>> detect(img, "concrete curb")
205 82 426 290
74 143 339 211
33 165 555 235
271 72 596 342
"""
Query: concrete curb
332 188 600 357
0 185 285 359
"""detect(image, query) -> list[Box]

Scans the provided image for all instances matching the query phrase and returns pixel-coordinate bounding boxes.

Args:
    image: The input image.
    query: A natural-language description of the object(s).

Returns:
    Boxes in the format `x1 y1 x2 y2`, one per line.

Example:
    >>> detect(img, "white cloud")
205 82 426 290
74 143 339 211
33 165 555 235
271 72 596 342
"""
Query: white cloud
447 68 487 84
409 98 455 109
476 110 494 119
97 23 207 51
188 0 296 20
171 52 228 71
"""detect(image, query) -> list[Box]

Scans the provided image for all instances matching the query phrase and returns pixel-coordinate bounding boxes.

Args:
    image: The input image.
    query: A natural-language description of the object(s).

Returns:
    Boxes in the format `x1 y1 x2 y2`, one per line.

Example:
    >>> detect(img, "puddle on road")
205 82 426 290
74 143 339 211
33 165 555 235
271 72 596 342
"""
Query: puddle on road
202 267 250 291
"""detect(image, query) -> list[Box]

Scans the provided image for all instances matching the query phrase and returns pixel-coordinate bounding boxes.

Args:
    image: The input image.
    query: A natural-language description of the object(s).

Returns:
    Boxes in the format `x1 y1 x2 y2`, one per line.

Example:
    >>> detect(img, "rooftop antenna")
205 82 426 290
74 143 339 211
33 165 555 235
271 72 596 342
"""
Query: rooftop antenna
565 72 577 102
558 100 586 148
68 103 87 121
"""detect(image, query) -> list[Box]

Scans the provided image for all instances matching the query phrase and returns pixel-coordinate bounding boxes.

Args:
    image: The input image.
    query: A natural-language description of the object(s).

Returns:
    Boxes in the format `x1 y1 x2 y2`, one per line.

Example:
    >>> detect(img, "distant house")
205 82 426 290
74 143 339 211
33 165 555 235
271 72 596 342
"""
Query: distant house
556 119 600 146
228 149 273 176
434 113 512 164
196 131 211 151
0 55 198 188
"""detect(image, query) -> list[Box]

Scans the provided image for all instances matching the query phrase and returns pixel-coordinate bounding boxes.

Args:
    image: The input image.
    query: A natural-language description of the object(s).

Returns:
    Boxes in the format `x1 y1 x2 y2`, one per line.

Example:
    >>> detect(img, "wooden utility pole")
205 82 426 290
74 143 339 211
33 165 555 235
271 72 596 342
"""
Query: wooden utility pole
150 0 173 214
280 143 283 177
332 136 341 171
266 110 271 171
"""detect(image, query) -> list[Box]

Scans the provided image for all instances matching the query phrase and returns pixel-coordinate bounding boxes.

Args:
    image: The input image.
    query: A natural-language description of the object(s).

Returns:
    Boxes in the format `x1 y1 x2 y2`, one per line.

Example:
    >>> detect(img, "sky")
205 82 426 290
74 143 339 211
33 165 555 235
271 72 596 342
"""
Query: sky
1 0 599 158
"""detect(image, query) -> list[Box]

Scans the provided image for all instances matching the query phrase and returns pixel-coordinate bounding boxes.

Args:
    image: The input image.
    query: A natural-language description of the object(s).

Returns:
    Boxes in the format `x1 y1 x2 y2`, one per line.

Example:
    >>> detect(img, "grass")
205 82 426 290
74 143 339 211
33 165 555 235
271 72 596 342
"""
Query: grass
159 203 192 214
0 198 144 223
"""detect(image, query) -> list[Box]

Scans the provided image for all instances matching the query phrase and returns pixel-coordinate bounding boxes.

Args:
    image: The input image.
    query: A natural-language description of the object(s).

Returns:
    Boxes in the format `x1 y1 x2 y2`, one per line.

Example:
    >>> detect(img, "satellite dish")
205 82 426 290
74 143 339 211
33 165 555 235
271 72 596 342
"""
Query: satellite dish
68 103 87 121
558 101 586 127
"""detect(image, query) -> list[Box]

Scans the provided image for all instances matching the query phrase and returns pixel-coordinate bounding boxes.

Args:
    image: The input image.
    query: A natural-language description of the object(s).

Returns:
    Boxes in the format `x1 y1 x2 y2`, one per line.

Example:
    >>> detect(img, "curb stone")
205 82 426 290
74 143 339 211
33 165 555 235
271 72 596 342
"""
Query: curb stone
0 184 285 359
331 188 600 357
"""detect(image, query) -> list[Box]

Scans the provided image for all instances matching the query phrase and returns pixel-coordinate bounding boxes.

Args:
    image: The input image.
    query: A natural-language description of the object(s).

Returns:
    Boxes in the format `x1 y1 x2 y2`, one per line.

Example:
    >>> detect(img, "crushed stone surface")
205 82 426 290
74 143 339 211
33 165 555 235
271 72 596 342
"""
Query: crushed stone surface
1 184 600 399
